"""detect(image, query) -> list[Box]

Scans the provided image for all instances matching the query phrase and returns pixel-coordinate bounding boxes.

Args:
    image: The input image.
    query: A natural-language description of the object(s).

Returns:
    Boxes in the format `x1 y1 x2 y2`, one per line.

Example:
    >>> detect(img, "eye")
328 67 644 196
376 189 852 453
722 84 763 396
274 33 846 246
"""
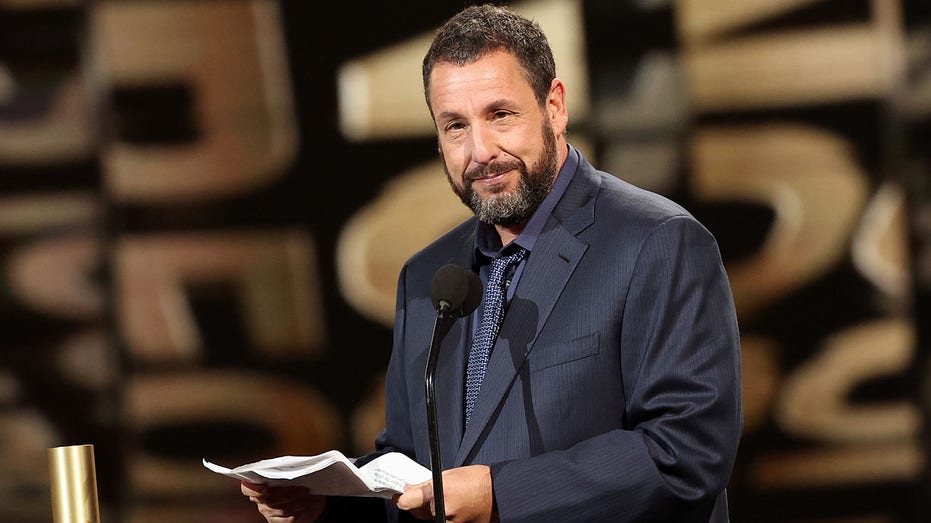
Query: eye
492 110 510 121
444 121 466 133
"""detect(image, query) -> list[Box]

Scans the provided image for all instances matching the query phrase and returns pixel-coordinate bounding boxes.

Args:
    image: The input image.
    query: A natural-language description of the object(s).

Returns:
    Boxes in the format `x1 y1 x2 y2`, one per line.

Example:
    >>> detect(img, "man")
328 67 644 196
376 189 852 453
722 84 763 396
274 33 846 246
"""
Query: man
243 4 742 522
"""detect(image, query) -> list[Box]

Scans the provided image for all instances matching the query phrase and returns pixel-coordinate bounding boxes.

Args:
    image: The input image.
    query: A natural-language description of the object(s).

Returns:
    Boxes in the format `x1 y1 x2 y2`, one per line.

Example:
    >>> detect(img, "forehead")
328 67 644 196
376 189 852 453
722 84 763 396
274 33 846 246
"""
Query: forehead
428 51 534 111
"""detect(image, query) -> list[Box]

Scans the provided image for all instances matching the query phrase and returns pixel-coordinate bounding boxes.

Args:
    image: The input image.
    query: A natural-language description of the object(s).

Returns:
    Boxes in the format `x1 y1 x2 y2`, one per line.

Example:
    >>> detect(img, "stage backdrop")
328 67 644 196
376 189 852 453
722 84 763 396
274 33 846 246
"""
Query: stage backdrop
0 1 928 522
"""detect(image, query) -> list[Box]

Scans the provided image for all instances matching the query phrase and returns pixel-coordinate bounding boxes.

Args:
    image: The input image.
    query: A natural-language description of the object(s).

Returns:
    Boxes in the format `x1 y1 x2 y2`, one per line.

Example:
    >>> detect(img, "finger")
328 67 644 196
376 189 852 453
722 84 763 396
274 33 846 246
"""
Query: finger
395 482 430 511
249 486 311 508
255 495 315 518
241 481 266 497
423 483 436 516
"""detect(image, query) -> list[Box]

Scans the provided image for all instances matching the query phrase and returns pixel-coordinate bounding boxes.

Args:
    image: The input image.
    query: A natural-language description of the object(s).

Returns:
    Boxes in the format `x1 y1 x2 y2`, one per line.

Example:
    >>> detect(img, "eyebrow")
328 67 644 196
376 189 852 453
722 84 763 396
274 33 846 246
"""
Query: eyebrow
436 98 514 122
435 110 462 123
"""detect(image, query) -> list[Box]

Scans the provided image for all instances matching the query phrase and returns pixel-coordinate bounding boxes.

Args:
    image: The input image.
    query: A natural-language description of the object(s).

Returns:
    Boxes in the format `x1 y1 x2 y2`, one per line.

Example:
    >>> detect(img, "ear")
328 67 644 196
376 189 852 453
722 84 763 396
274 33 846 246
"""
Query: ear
546 78 569 135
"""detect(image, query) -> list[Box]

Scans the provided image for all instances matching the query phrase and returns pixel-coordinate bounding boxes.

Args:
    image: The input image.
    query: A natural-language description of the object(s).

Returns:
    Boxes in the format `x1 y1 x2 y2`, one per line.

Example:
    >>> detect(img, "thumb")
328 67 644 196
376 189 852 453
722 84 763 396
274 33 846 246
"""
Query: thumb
395 481 433 511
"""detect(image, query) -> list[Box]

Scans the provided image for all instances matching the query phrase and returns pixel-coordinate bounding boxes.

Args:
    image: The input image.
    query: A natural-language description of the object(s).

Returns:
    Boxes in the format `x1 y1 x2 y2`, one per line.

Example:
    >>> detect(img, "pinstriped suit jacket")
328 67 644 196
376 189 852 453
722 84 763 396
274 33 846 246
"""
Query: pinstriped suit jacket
374 152 742 522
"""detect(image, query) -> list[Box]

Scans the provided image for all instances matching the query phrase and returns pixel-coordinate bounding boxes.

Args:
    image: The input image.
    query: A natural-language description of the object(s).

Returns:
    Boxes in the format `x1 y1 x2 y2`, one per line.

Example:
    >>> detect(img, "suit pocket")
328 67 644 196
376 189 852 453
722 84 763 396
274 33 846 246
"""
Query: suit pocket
527 332 600 372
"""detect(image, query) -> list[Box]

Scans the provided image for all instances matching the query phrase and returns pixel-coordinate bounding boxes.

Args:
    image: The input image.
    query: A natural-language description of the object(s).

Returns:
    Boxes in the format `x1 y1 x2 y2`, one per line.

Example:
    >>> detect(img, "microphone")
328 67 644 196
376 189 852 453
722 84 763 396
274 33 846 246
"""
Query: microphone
425 264 481 522
431 263 482 318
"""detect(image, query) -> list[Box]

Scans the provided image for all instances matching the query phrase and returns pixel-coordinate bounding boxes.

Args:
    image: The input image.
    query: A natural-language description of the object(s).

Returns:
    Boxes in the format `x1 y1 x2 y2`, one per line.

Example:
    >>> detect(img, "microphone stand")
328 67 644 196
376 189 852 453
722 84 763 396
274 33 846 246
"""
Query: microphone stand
425 305 456 523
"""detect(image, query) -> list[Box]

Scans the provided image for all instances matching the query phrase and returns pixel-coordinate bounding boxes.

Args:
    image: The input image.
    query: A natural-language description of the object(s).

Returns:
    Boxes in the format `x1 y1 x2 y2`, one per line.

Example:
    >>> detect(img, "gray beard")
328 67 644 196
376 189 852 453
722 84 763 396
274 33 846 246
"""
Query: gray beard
446 121 559 227
468 173 550 227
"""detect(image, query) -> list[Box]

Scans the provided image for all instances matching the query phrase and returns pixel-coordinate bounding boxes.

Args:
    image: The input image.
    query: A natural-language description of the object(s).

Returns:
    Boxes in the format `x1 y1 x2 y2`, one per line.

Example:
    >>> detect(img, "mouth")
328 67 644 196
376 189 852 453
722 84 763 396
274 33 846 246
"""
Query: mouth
471 170 511 184
467 163 519 183
464 159 523 190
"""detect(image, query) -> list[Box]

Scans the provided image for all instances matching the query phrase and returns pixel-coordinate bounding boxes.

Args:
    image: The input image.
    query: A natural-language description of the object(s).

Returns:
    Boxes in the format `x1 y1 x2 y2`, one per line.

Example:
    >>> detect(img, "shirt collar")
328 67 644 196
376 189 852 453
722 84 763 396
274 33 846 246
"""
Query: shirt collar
474 144 580 262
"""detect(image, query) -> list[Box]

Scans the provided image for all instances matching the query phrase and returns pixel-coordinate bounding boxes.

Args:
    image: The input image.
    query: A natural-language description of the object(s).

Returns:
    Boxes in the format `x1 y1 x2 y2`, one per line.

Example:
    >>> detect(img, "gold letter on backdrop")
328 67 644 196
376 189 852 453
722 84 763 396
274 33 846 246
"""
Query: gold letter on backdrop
690 124 869 318
91 0 297 203
115 231 326 362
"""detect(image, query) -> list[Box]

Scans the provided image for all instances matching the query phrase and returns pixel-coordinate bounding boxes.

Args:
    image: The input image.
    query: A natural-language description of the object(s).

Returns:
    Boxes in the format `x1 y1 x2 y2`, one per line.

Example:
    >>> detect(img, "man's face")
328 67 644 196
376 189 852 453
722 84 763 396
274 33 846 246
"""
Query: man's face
429 50 560 227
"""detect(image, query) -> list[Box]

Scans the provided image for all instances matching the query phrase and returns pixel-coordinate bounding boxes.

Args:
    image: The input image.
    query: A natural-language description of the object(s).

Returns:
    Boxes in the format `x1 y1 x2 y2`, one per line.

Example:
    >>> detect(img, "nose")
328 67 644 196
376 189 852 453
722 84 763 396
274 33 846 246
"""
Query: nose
469 123 498 165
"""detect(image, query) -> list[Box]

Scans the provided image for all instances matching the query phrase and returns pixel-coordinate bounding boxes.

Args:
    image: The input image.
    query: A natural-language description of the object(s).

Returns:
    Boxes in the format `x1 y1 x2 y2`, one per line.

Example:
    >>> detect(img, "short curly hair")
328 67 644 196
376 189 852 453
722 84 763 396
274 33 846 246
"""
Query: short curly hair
422 4 557 113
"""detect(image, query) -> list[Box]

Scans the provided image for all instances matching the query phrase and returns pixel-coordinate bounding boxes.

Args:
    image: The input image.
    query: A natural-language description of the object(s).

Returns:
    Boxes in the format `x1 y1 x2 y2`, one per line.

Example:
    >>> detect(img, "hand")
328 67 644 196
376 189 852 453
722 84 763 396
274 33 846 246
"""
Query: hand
394 465 498 523
241 481 326 523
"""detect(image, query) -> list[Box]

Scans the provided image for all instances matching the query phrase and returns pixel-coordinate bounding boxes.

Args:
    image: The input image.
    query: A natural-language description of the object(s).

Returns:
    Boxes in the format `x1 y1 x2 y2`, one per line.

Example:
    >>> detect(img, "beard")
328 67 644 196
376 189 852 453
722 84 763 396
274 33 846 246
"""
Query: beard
443 120 560 227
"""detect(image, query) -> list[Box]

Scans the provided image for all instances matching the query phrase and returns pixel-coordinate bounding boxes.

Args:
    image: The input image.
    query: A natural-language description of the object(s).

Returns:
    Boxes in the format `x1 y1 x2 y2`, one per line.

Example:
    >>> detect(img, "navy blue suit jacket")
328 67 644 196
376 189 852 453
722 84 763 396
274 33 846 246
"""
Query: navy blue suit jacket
359 152 741 522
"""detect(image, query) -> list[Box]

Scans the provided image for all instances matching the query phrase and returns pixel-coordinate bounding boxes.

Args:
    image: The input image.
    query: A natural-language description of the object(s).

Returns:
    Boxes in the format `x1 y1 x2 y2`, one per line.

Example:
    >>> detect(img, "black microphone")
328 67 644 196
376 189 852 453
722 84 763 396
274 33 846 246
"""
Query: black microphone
431 263 482 318
425 264 482 522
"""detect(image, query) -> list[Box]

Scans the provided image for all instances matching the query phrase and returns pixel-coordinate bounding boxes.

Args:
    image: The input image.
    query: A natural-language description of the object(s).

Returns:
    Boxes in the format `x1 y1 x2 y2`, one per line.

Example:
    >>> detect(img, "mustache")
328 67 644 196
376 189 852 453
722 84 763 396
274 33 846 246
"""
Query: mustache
464 159 524 182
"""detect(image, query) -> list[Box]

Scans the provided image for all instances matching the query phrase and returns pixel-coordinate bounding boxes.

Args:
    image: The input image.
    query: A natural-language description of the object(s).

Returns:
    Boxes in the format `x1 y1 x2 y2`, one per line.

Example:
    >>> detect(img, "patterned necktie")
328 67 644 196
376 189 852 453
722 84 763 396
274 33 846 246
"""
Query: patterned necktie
465 247 527 427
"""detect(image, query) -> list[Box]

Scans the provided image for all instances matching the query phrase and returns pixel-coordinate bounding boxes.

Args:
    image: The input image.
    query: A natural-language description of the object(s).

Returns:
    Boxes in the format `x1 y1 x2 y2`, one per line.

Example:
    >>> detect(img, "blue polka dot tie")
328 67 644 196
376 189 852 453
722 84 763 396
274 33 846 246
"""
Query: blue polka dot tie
465 247 527 427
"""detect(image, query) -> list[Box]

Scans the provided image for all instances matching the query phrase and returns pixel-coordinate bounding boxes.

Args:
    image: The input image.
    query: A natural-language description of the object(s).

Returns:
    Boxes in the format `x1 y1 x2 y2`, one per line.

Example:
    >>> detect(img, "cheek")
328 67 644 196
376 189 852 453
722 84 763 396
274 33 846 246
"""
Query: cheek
440 147 467 178
441 160 466 193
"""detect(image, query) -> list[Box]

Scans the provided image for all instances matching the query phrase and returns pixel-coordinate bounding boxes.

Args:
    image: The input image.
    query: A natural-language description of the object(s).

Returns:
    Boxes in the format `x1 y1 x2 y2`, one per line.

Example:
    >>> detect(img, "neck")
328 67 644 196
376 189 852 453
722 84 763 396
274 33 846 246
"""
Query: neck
495 223 525 247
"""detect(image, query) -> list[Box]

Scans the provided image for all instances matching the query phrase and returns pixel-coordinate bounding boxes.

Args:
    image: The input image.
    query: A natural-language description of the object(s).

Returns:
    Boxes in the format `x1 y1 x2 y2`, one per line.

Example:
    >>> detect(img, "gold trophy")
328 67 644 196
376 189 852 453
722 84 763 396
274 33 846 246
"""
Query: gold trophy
48 444 101 523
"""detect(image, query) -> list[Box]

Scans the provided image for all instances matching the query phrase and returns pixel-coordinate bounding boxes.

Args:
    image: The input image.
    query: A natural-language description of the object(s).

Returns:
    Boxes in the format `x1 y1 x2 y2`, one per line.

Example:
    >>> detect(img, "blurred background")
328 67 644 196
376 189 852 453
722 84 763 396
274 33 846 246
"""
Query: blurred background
0 0 929 521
